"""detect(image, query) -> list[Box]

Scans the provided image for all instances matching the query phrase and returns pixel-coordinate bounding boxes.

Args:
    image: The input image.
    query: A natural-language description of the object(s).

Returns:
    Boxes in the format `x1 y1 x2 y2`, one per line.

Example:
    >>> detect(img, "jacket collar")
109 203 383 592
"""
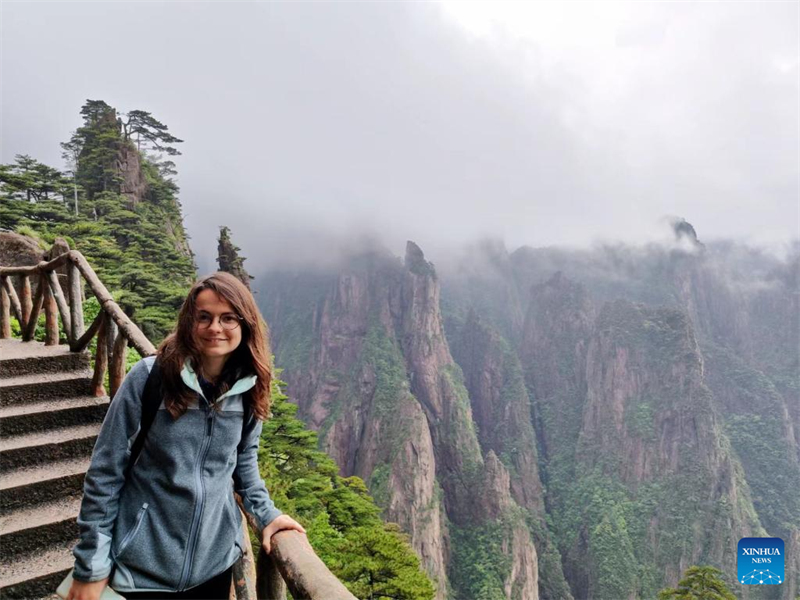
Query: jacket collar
180 359 257 403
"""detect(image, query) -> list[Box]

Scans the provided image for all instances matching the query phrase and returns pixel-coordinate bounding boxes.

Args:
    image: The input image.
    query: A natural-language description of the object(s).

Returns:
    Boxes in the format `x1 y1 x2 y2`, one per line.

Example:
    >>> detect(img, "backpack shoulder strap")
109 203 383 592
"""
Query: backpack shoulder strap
124 357 163 480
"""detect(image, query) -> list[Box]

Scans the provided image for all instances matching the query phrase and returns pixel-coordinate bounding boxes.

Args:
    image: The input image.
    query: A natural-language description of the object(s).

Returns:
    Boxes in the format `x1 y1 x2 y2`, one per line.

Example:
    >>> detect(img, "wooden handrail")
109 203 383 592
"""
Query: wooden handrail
0 251 70 275
272 531 357 600
237 496 356 600
0 248 356 600
0 251 156 359
1 251 155 397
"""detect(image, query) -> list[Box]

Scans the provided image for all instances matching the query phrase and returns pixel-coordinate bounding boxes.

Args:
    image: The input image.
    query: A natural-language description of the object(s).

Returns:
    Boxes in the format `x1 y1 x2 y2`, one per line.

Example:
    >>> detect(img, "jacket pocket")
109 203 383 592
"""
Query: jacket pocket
225 495 240 530
116 502 149 558
226 494 247 557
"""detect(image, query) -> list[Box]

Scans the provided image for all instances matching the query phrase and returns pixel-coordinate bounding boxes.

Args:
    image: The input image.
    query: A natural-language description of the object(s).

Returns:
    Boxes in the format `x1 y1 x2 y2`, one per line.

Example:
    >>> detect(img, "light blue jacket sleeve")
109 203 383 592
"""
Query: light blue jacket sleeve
72 358 151 582
233 415 282 530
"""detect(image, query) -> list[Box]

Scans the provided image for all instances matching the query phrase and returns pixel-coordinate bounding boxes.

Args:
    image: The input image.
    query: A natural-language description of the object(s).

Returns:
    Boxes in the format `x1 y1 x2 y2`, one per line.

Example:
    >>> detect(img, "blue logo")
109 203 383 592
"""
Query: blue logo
738 537 784 585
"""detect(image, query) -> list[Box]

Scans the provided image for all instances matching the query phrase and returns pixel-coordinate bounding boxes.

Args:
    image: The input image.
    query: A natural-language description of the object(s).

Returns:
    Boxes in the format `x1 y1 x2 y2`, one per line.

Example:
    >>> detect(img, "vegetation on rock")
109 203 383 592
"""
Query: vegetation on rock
217 225 253 289
1 99 195 342
261 375 435 600
657 566 736 600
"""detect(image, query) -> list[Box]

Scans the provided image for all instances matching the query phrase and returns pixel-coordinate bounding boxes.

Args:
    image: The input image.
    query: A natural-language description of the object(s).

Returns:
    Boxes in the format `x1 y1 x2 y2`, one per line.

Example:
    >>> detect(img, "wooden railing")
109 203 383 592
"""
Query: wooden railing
0 250 155 398
0 248 356 600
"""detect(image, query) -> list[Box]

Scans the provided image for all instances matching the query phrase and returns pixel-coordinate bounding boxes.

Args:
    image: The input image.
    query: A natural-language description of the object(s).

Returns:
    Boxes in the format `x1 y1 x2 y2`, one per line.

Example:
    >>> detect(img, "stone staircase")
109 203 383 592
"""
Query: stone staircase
0 338 109 599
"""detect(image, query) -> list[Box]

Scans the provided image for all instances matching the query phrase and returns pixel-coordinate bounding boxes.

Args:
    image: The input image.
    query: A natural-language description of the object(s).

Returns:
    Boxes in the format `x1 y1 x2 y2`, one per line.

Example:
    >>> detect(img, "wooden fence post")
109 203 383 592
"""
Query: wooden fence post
46 269 71 342
92 314 109 397
0 278 10 339
110 332 128 399
2 276 23 324
21 275 32 327
68 261 85 343
43 275 59 346
22 277 44 342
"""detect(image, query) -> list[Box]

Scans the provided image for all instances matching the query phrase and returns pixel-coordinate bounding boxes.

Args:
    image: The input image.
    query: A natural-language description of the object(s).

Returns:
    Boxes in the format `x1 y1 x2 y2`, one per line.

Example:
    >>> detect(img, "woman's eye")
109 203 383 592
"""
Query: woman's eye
221 315 238 325
197 314 212 324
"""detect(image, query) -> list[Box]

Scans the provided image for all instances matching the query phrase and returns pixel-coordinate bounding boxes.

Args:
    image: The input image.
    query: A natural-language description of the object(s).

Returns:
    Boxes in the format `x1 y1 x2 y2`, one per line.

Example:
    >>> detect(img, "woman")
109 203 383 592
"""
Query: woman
67 272 305 600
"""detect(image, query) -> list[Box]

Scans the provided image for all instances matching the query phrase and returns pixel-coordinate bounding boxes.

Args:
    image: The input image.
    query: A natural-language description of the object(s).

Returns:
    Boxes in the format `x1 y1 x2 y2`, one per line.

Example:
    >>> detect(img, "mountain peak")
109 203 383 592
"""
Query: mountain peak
405 240 436 277
670 217 705 250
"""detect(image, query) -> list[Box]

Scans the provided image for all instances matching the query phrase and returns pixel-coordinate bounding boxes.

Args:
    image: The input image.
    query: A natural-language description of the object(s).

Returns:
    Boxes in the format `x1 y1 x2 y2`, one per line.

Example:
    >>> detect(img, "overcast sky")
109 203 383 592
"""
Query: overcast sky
1 1 798 273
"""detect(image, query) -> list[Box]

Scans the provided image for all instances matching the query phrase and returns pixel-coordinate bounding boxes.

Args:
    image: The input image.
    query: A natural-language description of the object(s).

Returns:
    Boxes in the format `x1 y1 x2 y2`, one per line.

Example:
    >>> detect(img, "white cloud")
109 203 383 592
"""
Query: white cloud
1 1 797 272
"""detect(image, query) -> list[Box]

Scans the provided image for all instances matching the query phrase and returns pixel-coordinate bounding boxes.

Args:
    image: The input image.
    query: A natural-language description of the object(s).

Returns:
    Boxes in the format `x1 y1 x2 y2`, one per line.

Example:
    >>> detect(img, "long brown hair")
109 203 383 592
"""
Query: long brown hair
157 272 272 420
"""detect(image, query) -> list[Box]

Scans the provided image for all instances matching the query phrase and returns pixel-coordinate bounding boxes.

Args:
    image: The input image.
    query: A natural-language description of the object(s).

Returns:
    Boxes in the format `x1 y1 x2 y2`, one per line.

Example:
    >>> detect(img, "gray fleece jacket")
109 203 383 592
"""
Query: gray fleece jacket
72 356 282 592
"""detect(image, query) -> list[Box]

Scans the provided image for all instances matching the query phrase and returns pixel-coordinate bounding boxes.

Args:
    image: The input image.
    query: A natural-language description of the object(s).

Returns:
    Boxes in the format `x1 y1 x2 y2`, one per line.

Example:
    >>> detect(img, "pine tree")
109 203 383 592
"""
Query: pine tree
658 566 737 600
70 100 122 199
122 110 183 156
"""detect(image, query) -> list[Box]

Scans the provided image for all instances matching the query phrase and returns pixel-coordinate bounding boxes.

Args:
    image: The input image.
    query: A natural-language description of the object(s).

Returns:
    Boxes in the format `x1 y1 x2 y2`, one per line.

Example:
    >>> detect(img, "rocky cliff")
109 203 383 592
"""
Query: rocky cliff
261 242 541 600
668 244 800 599
259 227 796 599
117 140 148 209
518 284 763 598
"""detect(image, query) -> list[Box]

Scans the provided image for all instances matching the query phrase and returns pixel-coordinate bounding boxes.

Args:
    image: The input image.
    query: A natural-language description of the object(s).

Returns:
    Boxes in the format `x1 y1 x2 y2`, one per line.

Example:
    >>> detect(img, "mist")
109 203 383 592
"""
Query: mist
1 1 797 275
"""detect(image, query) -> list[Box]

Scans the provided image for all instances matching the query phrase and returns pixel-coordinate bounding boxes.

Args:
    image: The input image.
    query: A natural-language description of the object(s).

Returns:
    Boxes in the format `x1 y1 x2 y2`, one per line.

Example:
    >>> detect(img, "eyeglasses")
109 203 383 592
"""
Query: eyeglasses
195 312 243 330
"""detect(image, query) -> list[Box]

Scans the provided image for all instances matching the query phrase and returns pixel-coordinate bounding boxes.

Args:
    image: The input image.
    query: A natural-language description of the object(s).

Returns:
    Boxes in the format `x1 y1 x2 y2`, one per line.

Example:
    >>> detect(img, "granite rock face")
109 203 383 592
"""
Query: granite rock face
0 232 43 267
262 242 540 600
260 232 798 599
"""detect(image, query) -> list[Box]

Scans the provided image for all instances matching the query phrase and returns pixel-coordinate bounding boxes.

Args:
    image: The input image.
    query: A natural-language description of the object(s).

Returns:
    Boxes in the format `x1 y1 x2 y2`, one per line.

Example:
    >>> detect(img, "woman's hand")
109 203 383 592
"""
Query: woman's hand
262 514 306 554
66 577 109 600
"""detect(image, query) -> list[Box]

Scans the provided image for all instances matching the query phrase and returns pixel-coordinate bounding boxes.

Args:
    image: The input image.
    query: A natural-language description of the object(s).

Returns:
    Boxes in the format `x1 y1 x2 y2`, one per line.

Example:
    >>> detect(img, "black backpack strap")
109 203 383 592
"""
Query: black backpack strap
124 358 163 480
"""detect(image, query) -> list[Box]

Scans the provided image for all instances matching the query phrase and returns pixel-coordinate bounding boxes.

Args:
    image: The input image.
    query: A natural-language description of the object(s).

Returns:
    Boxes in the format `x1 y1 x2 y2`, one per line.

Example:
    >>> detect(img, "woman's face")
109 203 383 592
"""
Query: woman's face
193 289 243 360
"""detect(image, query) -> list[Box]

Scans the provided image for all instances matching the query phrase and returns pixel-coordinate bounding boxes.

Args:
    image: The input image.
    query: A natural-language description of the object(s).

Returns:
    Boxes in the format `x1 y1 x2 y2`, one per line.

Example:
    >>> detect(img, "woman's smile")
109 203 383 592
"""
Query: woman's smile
194 289 244 370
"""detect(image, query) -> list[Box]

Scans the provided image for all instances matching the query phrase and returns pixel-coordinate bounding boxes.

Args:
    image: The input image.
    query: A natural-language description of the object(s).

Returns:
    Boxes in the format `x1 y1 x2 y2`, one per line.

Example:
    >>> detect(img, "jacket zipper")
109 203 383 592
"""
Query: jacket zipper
177 405 215 591
116 503 149 557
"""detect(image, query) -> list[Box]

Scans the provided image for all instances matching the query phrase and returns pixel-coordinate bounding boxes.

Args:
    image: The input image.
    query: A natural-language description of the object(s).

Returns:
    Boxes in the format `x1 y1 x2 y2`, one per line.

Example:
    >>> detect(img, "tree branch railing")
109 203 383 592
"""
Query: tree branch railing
0 249 356 600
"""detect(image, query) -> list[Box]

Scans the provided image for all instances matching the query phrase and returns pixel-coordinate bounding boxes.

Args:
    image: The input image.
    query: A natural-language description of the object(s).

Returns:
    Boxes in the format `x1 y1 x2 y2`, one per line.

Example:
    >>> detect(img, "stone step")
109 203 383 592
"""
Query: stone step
0 423 100 473
0 456 89 515
0 539 75 599
0 340 90 379
0 395 109 436
0 370 94 407
0 494 82 560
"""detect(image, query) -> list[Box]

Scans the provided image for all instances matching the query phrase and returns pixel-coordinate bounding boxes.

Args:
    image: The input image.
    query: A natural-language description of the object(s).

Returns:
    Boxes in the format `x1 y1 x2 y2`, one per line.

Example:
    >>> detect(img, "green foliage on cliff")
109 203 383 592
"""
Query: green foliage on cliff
321 318 420 514
658 566 736 600
450 517 516 600
440 363 479 443
590 505 637 600
260 375 436 600
440 246 796 600
530 527 575 600
703 342 800 538
0 100 195 342
444 310 573 600
256 272 332 373
543 301 764 599
365 320 412 418
549 424 762 599
217 225 253 289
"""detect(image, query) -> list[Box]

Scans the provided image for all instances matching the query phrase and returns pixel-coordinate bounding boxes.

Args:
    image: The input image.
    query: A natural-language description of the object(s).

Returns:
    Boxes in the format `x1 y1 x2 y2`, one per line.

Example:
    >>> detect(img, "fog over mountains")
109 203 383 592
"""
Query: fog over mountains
2 1 797 594
253 220 799 599
2 2 797 274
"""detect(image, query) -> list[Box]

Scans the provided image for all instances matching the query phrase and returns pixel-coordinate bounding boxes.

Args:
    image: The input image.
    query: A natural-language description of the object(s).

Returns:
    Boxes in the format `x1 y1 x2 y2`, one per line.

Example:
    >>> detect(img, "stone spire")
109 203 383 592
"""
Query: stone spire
217 226 252 290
